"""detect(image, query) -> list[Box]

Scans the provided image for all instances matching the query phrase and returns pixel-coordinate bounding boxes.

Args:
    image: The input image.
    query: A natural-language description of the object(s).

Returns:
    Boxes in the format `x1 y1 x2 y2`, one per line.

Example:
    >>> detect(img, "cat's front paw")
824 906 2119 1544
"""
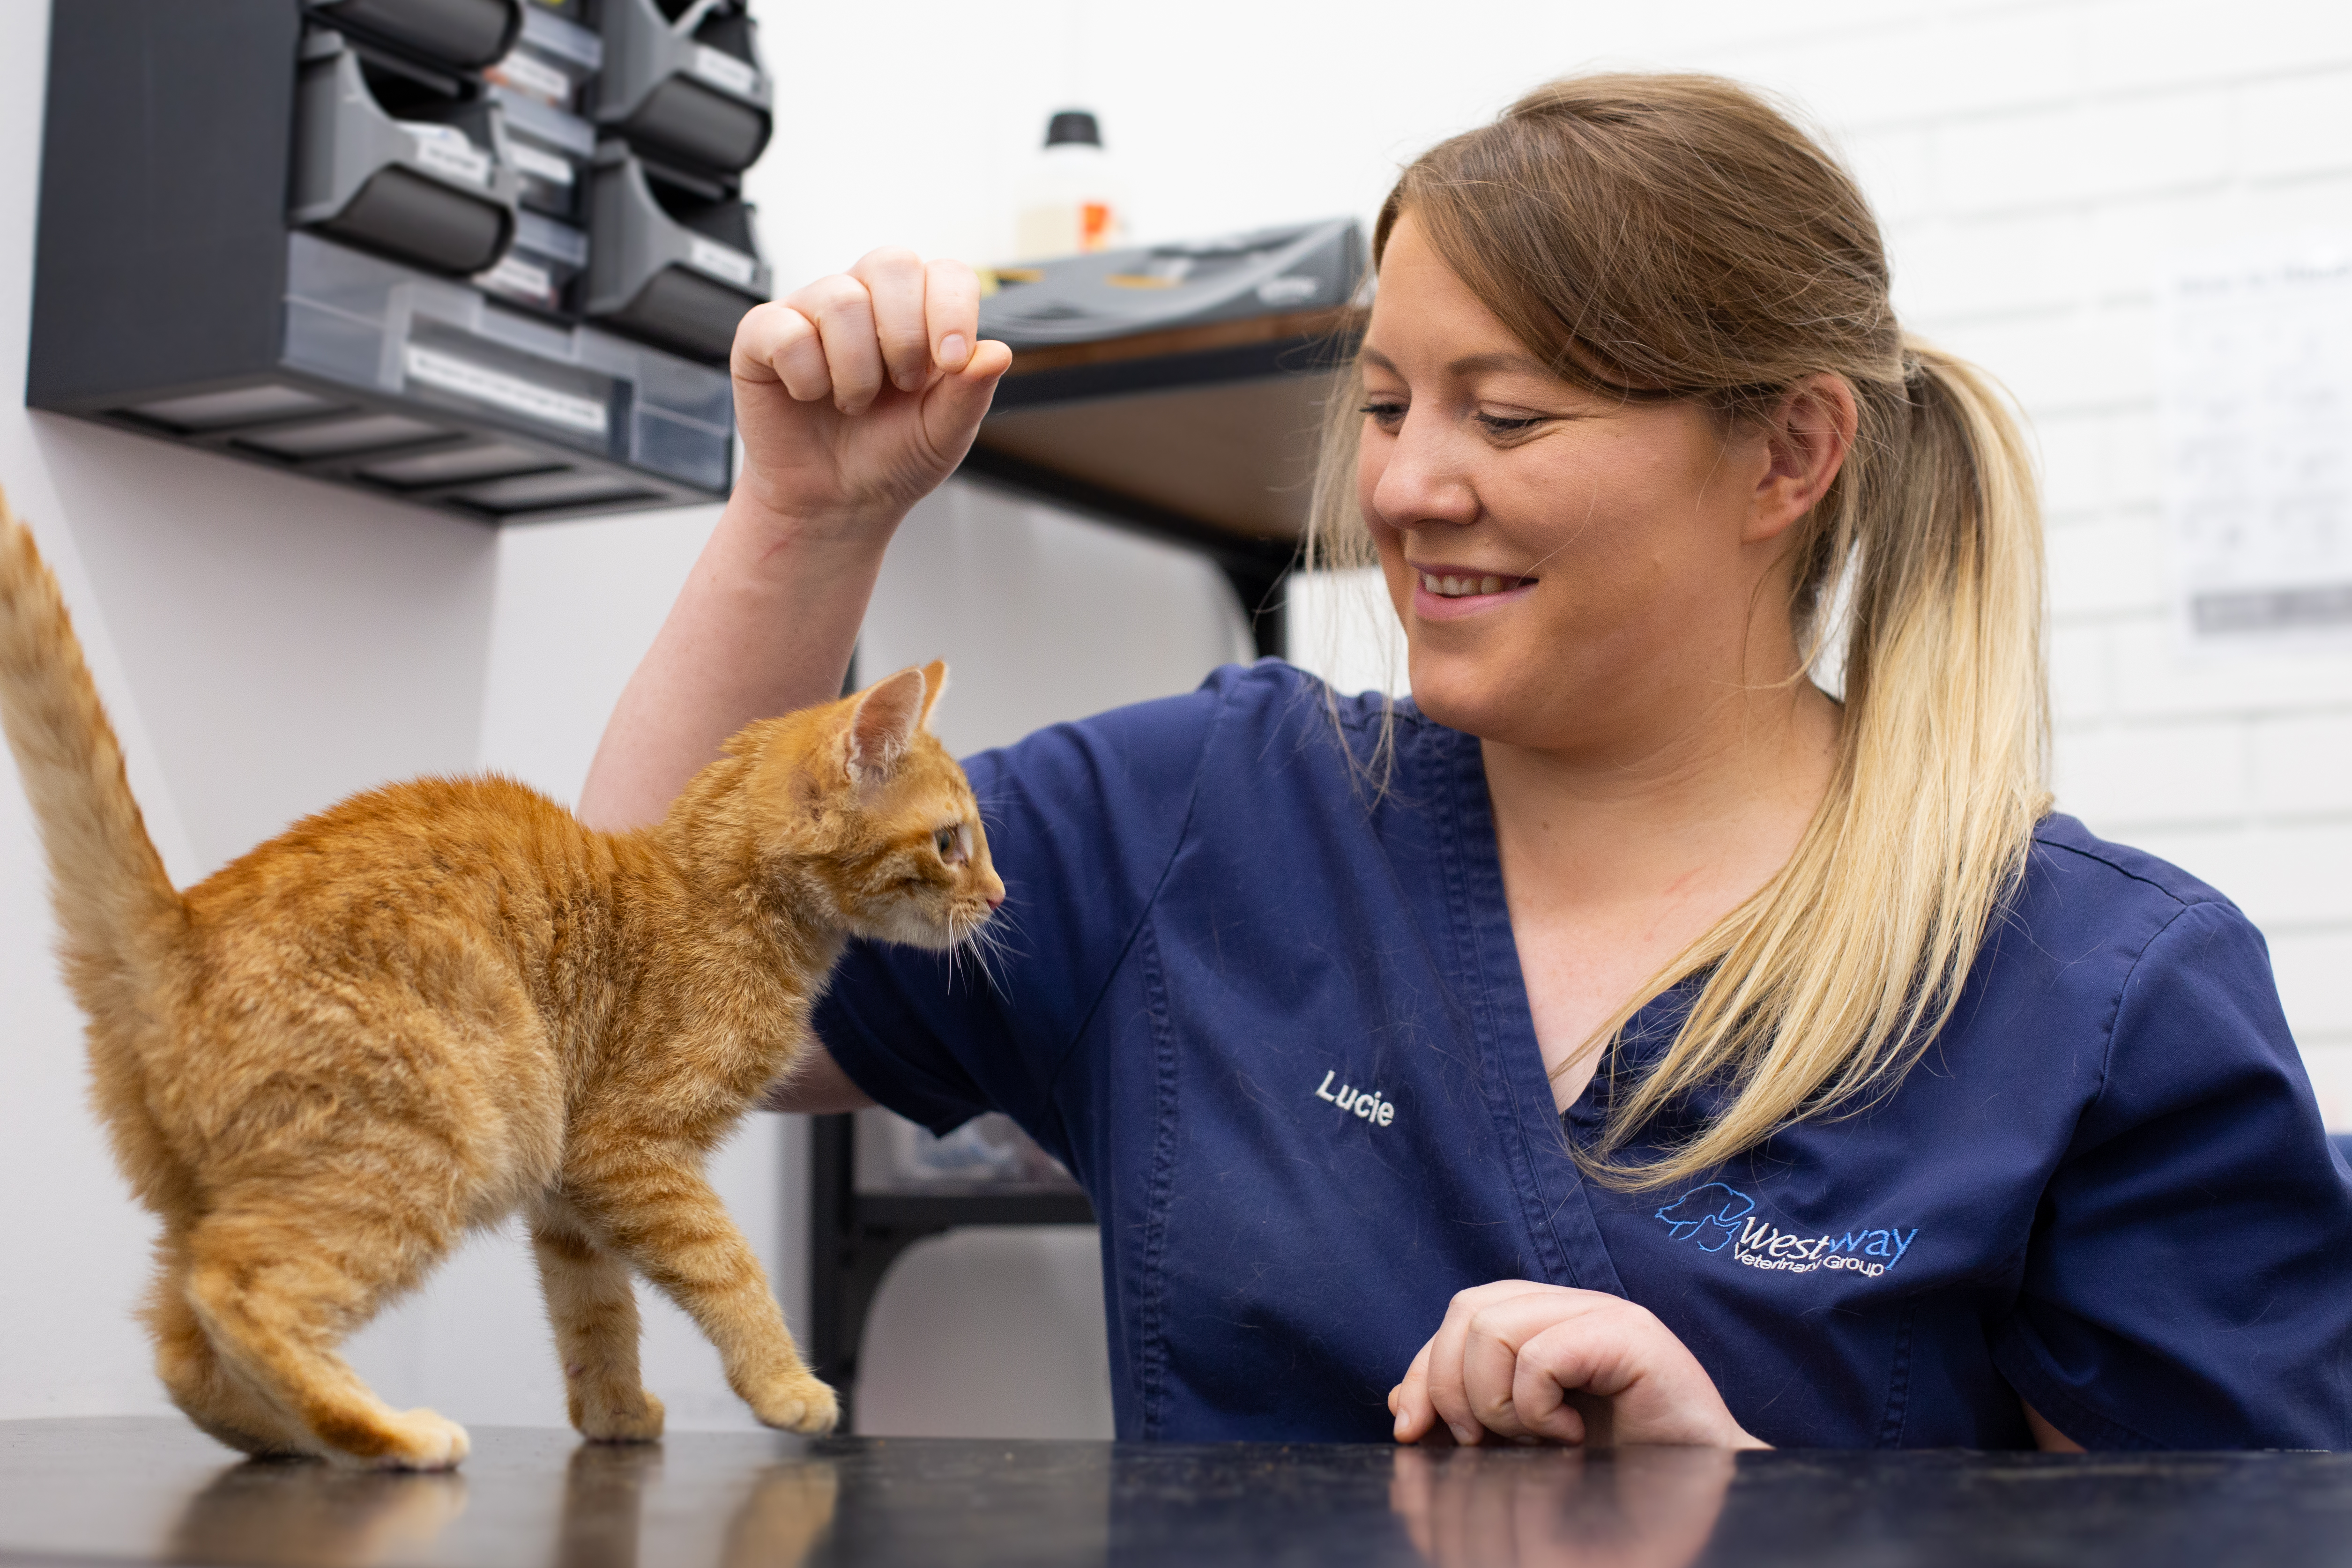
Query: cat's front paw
574 1387 666 1444
751 1376 839 1436
365 1408 471 1471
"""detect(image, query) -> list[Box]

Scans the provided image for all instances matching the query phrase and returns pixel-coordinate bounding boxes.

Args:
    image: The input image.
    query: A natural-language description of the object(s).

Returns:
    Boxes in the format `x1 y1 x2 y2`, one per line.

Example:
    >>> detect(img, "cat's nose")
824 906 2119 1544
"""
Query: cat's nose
985 891 1005 911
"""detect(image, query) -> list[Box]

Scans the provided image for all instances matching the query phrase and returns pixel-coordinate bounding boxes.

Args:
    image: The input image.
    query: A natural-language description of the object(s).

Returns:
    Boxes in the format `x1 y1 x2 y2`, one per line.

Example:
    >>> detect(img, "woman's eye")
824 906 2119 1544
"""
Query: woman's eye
1474 411 1546 435
1358 401 1406 428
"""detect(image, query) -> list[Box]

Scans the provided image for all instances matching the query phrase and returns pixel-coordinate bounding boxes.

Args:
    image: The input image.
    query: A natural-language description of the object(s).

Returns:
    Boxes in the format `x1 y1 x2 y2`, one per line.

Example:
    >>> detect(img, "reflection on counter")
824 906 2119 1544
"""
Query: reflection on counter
159 1442 839 1568
1388 1446 1733 1568
8 1419 2352 1568
167 1463 469 1568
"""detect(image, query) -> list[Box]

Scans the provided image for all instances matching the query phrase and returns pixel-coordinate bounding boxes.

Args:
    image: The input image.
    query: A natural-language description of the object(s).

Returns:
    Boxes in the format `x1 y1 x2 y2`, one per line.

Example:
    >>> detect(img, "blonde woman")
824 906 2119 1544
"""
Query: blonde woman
582 76 2352 1450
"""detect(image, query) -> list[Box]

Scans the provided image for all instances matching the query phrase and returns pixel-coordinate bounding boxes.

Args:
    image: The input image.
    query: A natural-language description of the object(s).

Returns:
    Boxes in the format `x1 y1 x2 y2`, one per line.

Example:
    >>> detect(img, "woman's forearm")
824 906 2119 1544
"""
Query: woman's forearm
577 490 895 831
578 250 1006 830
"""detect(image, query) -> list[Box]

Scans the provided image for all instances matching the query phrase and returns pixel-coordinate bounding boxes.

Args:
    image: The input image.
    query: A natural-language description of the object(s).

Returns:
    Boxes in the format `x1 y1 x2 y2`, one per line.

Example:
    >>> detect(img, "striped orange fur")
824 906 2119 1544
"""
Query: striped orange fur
0 490 1002 1468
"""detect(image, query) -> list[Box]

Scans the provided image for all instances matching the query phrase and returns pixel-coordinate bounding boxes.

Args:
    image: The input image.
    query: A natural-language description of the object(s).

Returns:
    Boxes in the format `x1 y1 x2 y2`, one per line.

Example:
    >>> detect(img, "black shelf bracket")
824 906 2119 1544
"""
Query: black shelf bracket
806 1114 1096 1434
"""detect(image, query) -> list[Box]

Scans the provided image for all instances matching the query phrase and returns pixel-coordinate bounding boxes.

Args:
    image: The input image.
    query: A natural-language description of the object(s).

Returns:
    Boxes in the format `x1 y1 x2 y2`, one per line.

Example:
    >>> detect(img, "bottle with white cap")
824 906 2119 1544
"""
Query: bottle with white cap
1013 109 1124 260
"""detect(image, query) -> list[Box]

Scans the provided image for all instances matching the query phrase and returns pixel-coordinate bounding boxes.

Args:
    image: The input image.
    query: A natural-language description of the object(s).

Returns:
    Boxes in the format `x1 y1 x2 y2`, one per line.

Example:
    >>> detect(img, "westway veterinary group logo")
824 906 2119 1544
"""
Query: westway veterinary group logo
1653 1182 1916 1279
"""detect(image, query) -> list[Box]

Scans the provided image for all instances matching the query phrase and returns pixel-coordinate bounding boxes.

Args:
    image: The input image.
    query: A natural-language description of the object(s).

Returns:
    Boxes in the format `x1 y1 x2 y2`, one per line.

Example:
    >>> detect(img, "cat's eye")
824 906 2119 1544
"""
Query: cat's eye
934 826 968 866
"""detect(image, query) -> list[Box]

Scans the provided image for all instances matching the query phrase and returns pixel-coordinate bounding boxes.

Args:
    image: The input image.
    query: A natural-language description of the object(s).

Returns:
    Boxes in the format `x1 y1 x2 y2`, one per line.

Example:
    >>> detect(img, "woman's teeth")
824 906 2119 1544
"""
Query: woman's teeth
1422 572 1510 598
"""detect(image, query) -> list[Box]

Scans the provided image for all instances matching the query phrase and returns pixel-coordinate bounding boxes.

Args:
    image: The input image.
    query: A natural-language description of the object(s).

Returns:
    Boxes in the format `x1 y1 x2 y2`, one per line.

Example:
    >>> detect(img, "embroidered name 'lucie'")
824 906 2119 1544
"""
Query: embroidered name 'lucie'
1313 1070 1395 1127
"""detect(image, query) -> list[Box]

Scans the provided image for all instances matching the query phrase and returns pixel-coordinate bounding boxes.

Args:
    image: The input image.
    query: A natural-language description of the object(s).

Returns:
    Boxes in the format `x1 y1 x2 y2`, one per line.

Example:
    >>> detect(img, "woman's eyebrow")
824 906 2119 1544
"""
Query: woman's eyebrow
1358 346 1555 379
1447 349 1552 378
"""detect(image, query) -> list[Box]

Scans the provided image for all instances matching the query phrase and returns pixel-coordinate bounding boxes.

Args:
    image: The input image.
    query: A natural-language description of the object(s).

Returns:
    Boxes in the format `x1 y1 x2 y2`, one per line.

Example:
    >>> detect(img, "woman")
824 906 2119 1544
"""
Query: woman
581 75 2352 1450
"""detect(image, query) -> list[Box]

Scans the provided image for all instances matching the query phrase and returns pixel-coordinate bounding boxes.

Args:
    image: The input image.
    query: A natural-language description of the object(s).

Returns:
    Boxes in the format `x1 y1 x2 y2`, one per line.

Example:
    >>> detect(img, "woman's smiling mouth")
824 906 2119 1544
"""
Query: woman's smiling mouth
1411 565 1539 617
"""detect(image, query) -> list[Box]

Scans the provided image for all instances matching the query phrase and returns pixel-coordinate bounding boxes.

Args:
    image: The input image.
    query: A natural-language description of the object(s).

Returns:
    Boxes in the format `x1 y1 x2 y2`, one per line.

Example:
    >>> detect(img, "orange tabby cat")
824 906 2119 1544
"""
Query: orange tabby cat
0 492 1003 1468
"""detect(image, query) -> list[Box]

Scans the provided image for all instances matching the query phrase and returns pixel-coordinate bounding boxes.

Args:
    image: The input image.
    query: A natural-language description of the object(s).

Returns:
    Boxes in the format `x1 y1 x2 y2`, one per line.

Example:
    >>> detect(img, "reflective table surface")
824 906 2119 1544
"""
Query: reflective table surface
2 1419 2349 1568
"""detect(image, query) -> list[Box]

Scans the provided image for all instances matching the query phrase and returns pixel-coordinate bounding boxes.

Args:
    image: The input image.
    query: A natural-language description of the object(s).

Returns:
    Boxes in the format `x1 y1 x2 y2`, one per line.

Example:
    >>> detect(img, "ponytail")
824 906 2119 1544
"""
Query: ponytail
1577 338 2047 1189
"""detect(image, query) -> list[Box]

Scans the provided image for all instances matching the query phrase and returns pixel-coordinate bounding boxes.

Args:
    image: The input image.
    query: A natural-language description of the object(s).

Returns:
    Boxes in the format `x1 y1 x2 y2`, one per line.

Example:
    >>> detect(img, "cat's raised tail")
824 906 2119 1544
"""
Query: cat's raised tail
0 490 184 1015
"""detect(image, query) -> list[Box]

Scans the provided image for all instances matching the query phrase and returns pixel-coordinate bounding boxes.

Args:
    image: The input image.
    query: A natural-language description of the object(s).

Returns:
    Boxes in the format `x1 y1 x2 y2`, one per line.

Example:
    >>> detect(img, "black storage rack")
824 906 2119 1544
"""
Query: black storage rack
28 0 774 524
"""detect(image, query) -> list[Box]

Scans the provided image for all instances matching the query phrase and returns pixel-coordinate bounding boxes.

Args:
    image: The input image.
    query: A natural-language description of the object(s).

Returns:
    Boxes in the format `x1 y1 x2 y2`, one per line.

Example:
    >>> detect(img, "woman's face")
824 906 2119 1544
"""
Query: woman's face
1357 213 1803 758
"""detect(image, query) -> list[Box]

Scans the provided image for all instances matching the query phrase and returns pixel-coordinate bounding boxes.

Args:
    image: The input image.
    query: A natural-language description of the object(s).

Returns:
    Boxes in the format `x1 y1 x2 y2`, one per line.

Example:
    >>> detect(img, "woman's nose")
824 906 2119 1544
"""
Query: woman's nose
1370 417 1480 531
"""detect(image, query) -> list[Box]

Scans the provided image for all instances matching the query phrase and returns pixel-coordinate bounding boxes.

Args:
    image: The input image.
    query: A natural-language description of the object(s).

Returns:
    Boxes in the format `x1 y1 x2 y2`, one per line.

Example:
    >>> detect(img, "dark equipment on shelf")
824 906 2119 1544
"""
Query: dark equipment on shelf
28 0 774 523
967 218 1369 659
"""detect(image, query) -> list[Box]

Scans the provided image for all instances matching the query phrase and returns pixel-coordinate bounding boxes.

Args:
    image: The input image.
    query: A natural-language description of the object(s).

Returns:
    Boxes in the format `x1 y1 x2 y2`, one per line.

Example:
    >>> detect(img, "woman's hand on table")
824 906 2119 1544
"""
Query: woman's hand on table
729 248 1013 545
1389 1283 1767 1449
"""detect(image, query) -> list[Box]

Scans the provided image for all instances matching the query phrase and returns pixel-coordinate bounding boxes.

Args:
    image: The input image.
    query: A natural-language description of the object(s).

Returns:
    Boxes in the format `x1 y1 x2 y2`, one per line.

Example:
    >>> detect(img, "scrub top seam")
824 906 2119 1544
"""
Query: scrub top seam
1032 682 1227 1105
2032 832 2212 911
1440 724 1591 1293
2084 898 2208 1125
1132 914 1181 1442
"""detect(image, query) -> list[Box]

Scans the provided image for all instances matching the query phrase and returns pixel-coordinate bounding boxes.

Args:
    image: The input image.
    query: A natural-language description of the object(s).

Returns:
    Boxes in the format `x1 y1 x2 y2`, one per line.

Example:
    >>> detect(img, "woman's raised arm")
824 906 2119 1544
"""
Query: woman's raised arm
577 248 1011 832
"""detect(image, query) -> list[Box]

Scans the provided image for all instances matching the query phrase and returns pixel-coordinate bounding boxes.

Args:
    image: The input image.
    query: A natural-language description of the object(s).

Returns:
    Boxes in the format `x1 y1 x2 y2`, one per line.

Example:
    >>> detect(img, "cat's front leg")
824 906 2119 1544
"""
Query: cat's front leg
573 1145 838 1435
530 1201 666 1442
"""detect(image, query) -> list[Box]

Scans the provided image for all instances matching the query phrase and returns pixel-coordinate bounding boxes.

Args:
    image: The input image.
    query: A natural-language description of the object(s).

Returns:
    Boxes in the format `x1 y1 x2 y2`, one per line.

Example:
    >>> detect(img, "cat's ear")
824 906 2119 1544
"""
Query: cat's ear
919 660 949 733
844 667 927 787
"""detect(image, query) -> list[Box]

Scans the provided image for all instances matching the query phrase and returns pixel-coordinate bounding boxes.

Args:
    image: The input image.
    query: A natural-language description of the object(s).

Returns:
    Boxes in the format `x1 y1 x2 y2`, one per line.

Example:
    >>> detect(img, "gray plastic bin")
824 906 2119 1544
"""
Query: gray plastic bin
595 0 772 173
303 0 522 70
290 30 521 277
585 144 769 362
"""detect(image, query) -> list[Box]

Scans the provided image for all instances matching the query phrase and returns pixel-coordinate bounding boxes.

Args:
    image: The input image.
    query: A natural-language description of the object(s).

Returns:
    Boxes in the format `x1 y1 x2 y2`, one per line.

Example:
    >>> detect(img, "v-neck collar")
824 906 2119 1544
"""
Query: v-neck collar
1418 716 1629 1298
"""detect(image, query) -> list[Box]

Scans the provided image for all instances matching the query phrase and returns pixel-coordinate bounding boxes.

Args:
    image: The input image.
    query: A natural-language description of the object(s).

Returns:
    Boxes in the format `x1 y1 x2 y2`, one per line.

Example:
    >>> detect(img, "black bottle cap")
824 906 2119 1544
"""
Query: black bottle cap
1044 110 1102 149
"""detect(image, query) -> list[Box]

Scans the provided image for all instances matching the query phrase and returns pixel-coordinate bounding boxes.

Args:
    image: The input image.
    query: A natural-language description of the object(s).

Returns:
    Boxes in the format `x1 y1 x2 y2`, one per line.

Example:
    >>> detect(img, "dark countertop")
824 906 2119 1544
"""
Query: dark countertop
2 1418 2349 1568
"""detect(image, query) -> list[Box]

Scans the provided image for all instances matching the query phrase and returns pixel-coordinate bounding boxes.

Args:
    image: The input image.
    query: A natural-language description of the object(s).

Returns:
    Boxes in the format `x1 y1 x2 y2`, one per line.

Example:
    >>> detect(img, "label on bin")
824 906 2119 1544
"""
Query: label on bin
487 50 575 108
475 254 558 309
691 45 759 98
689 238 759 289
405 124 493 188
508 142 576 188
403 344 608 435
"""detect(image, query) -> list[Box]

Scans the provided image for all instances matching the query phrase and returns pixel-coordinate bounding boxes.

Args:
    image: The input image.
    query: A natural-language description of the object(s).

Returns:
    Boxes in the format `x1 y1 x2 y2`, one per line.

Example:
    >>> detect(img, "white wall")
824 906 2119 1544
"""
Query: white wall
8 0 2352 1443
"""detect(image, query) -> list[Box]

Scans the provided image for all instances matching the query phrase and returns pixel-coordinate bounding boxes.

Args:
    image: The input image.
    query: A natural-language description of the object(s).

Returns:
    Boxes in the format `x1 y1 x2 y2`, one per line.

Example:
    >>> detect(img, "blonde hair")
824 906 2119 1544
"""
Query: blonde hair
1305 74 2050 1191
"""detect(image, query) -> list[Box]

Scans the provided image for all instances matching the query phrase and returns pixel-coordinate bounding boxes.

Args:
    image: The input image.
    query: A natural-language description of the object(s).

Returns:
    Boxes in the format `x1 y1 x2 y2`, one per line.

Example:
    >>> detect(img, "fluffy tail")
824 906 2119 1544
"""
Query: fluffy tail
0 489 184 1011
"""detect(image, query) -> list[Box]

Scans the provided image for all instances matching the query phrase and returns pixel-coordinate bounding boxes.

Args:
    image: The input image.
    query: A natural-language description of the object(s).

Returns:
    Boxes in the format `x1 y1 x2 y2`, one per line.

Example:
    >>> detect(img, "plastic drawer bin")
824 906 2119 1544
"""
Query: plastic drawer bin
485 6 602 111
275 231 730 505
585 146 769 361
595 0 772 173
476 210 588 313
291 30 521 277
303 0 522 70
494 87 596 220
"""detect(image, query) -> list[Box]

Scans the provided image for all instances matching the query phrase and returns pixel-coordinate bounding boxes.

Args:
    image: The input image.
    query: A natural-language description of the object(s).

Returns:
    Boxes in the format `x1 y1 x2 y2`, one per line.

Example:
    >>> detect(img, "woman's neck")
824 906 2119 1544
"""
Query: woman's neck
1481 673 1843 1111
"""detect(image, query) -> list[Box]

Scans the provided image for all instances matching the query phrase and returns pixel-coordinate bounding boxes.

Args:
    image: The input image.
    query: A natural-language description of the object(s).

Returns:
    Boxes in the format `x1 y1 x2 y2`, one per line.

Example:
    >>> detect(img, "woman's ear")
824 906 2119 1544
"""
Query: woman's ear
845 667 928 786
1746 374 1858 544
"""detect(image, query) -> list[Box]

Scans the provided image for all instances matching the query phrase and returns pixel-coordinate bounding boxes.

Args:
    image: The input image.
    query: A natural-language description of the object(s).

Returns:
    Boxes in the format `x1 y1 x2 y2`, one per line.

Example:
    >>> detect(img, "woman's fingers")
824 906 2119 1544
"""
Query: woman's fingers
1391 1340 1437 1442
1421 1281 1556 1446
923 258 982 373
732 302 831 402
849 247 933 393
1462 1293 1623 1445
800 273 892 414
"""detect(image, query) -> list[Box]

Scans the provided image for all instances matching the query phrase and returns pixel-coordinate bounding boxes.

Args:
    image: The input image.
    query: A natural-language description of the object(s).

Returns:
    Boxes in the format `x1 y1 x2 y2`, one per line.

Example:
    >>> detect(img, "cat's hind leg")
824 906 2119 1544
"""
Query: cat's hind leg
529 1201 664 1442
182 1186 470 1470
574 1143 838 1435
146 1233 320 1459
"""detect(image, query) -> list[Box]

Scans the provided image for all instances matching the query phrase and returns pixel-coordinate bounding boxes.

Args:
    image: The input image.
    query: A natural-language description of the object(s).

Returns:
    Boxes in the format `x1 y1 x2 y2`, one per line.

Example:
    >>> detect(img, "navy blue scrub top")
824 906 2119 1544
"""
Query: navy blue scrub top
817 662 2352 1450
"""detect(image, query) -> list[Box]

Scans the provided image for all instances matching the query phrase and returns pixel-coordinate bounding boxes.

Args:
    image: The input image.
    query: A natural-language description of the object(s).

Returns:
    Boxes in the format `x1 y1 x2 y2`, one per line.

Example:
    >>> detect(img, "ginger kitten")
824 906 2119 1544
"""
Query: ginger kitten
0 494 1002 1468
